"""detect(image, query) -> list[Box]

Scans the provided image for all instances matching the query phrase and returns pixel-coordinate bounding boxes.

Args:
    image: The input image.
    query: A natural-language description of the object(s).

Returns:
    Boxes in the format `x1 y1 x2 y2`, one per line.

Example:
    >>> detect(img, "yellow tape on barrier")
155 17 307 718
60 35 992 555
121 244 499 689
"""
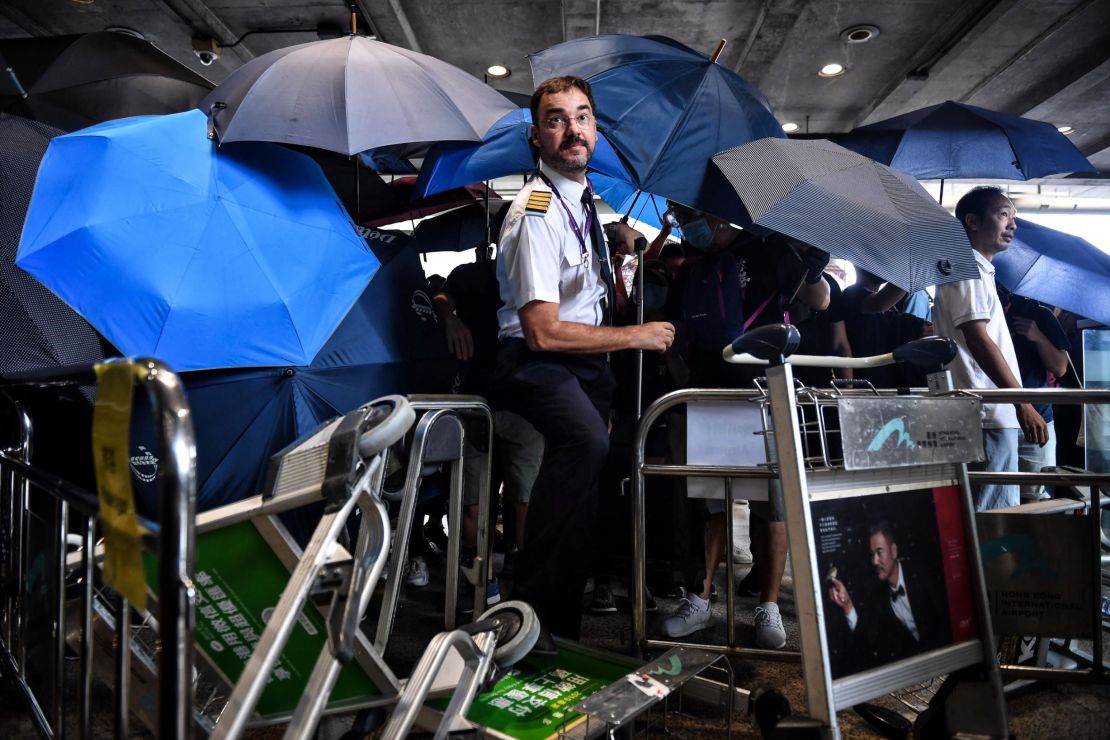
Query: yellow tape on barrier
92 360 147 607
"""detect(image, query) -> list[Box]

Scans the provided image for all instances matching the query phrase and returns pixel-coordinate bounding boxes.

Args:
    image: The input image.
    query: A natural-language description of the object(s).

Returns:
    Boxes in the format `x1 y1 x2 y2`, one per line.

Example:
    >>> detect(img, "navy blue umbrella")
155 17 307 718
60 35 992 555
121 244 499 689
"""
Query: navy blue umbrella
414 107 631 198
528 35 785 216
994 218 1110 326
131 236 455 513
834 101 1095 180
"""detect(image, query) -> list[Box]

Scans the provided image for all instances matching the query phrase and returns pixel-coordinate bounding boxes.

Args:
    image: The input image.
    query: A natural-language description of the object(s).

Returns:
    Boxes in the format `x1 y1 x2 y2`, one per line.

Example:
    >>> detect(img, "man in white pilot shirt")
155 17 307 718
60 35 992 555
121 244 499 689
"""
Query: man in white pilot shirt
493 76 674 643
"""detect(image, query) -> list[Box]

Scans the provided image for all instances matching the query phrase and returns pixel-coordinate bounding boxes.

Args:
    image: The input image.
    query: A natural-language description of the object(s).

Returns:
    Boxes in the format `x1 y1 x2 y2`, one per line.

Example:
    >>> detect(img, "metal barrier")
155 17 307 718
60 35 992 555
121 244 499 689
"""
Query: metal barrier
0 359 197 739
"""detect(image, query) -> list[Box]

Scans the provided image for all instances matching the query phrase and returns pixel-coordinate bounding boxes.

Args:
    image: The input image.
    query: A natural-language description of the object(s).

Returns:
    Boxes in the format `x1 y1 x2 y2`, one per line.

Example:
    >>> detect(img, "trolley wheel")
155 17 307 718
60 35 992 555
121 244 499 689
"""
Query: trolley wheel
340 707 386 739
912 707 939 740
356 395 415 458
478 600 540 668
854 702 911 739
751 688 792 737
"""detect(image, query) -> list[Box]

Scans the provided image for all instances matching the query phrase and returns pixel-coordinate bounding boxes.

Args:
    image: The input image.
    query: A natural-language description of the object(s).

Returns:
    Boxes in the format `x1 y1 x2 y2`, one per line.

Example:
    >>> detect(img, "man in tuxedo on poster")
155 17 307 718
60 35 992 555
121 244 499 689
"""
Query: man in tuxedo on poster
826 520 951 669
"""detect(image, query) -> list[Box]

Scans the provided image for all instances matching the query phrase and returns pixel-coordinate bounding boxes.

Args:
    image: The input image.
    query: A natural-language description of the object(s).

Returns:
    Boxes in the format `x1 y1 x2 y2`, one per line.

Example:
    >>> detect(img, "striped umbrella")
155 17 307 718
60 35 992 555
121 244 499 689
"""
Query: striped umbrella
711 138 979 293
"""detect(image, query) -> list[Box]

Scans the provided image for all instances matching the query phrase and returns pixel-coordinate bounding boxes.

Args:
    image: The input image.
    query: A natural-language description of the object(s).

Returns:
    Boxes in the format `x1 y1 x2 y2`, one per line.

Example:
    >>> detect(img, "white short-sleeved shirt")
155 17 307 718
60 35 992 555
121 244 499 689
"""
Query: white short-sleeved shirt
496 162 607 339
933 249 1020 429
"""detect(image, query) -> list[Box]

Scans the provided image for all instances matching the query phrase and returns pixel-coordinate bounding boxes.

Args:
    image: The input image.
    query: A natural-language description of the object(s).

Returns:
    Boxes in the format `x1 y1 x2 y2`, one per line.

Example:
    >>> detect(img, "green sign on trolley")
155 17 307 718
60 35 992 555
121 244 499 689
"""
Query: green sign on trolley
144 520 381 718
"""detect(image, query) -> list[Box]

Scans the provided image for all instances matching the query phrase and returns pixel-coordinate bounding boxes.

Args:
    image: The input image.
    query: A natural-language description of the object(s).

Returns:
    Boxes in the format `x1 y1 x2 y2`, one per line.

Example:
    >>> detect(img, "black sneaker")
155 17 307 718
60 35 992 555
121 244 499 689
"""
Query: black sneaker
588 582 617 614
422 519 449 560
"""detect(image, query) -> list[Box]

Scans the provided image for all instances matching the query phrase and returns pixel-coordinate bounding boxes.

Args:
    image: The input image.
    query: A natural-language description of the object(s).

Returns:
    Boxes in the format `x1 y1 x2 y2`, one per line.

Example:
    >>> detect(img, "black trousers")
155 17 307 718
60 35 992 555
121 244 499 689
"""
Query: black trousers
496 340 614 639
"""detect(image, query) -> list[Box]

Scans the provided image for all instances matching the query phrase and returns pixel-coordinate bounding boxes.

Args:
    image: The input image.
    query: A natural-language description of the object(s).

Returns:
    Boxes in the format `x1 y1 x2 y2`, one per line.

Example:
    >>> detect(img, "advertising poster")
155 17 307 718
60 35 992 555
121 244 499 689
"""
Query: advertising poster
978 512 1093 638
813 485 977 679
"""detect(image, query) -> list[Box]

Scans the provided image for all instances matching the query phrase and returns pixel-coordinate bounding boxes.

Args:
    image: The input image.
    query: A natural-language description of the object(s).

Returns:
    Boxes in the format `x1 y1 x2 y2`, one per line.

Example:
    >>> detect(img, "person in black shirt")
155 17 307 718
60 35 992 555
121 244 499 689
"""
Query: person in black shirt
1001 290 1069 501
660 204 829 649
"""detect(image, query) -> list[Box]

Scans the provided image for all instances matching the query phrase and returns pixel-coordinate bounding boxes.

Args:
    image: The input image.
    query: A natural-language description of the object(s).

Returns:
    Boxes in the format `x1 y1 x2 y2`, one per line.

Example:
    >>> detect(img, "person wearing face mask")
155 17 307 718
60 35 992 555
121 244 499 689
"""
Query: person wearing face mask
494 76 676 645
659 204 830 649
934 186 1048 511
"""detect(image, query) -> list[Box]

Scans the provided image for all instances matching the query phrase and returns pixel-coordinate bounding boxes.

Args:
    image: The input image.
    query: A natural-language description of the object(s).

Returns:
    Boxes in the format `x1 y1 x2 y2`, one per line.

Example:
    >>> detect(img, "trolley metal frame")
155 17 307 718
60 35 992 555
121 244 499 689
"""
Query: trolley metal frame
633 330 1110 736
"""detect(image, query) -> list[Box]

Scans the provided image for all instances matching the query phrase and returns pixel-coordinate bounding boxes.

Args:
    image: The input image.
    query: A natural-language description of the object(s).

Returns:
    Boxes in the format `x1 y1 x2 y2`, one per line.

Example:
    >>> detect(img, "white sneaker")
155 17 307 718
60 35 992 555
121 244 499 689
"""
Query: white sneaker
661 594 712 638
754 602 786 649
406 556 429 587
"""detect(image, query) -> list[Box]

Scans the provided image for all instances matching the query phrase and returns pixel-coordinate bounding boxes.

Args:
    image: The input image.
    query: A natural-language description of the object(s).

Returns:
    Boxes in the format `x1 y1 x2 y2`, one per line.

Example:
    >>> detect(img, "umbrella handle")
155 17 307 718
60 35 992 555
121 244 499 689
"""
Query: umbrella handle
709 39 727 63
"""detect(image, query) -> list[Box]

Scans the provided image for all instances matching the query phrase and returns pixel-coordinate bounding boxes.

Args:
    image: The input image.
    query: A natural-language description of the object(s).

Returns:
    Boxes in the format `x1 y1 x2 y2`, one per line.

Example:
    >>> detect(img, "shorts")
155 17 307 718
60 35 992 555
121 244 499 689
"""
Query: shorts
462 410 545 506
670 408 785 523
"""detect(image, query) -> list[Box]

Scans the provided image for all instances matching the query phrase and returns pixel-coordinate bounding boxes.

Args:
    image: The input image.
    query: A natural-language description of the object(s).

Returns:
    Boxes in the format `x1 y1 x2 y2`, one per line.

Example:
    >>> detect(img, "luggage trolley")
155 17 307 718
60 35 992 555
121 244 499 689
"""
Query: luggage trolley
633 324 1010 738
183 394 536 739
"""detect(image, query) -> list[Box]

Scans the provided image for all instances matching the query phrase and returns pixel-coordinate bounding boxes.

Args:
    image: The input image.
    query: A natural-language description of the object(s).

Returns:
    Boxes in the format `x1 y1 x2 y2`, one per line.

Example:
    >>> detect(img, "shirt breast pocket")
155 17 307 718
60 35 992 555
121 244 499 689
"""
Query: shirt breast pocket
563 241 584 268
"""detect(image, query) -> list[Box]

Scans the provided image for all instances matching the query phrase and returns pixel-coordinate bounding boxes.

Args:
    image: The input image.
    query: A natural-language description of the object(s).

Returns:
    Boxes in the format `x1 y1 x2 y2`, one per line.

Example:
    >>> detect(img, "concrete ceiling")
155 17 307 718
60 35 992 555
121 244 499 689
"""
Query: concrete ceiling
3 0 1108 175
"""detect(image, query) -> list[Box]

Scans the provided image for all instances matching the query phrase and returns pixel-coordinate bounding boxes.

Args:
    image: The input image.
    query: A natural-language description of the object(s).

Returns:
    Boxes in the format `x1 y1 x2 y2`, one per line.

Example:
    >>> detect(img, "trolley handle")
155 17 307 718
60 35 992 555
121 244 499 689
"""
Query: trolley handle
723 325 957 371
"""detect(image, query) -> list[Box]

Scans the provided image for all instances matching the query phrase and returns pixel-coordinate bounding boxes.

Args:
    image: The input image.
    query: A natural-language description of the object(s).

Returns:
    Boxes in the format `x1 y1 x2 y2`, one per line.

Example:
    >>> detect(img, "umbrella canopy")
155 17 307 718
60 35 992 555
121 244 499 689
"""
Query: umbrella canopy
201 35 516 156
834 101 1095 180
130 238 455 513
528 34 784 215
414 107 630 197
17 109 379 372
0 114 106 374
711 138 979 293
360 179 502 228
994 218 1110 326
412 201 512 253
0 32 213 132
589 172 672 230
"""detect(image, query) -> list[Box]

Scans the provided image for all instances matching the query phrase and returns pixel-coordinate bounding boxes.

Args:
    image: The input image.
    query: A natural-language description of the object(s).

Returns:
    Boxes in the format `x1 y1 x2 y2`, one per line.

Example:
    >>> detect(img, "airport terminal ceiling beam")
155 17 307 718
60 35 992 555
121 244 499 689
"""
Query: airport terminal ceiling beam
0 3 54 36
856 0 1017 127
383 0 422 52
958 0 1102 109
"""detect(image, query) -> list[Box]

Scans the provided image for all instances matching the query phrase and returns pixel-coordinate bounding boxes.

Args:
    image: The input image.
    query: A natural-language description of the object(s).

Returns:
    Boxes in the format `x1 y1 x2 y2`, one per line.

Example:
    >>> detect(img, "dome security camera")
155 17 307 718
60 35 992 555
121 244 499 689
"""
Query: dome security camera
191 36 220 66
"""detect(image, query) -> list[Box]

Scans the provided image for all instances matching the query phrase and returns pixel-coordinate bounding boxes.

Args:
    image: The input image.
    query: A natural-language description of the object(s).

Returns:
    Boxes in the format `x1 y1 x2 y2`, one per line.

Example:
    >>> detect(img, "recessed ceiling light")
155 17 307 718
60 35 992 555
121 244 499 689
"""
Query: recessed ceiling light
841 25 880 44
782 122 800 133
818 63 846 77
1057 125 1075 135
485 64 511 79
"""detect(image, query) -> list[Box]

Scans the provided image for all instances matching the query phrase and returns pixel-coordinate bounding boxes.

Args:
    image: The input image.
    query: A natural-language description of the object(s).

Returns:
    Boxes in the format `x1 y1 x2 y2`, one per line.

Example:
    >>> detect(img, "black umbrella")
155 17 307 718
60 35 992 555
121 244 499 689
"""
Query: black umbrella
201 35 516 156
0 32 213 131
711 138 979 293
0 114 105 374
413 201 511 253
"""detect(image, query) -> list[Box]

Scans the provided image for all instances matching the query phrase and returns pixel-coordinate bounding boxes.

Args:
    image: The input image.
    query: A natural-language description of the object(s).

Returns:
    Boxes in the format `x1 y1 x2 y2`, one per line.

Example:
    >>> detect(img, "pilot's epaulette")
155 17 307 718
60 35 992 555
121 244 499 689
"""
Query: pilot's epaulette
525 189 552 215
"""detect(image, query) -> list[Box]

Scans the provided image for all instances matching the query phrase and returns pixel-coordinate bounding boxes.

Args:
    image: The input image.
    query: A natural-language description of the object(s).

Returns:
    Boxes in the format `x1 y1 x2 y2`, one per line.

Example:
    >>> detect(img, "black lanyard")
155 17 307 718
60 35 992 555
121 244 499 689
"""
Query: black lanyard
537 171 593 259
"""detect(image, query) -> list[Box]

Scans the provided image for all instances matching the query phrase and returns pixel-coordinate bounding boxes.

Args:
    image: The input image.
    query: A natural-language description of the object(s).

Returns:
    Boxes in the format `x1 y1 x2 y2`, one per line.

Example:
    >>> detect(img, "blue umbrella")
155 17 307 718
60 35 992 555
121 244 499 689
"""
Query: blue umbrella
17 109 379 371
994 218 1110 326
130 236 455 513
589 172 672 230
834 101 1095 180
528 35 785 216
414 107 631 198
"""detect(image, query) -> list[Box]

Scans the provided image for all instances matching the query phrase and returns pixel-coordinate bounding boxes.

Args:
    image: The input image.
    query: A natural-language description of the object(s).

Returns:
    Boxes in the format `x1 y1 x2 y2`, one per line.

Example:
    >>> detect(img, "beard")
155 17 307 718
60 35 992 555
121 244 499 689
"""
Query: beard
542 133 593 175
